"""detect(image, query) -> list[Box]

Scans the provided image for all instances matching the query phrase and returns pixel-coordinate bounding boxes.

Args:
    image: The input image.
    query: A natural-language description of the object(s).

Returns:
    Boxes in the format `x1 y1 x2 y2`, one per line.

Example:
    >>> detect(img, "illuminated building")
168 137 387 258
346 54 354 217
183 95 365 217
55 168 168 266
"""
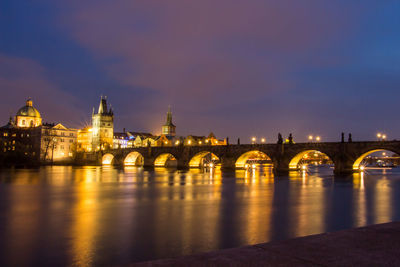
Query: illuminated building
161 106 176 137
113 130 154 149
77 127 93 152
142 136 157 147
0 117 41 165
41 123 77 163
184 133 226 146
15 98 42 128
130 133 156 147
113 132 129 149
205 132 226 145
92 96 114 151
1 99 44 165
153 134 174 146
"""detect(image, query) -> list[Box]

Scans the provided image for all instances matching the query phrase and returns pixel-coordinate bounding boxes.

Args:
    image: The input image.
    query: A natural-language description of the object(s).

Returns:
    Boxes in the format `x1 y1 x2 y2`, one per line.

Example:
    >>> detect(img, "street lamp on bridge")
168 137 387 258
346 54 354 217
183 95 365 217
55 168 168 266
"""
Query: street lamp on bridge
309 135 321 142
377 133 387 141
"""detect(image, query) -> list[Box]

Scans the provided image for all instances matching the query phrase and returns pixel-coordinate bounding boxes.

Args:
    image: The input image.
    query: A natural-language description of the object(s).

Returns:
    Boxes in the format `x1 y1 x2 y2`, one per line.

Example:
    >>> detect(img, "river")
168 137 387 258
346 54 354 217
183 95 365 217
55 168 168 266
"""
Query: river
0 166 399 266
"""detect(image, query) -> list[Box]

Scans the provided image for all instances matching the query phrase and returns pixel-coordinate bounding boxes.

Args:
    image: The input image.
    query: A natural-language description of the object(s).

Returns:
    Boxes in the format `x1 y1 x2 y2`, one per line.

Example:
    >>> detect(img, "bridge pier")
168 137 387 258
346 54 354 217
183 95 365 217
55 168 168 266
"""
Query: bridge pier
332 156 355 175
273 168 290 176
333 169 354 175
333 163 355 175
220 157 236 170
142 157 154 168
272 158 291 175
115 156 125 166
176 159 190 170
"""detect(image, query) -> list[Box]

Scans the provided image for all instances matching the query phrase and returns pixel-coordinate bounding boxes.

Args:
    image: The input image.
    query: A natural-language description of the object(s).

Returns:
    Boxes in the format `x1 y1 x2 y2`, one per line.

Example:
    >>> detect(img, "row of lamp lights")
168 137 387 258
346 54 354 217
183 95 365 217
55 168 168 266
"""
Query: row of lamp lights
252 136 322 144
376 133 387 141
251 137 266 144
173 139 211 146
308 135 321 142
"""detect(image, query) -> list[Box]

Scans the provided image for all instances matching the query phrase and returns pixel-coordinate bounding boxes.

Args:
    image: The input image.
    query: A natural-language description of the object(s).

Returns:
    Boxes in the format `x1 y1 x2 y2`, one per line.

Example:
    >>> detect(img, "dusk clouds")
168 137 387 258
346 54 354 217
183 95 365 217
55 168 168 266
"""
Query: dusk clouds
0 54 84 124
61 1 355 103
1 1 400 141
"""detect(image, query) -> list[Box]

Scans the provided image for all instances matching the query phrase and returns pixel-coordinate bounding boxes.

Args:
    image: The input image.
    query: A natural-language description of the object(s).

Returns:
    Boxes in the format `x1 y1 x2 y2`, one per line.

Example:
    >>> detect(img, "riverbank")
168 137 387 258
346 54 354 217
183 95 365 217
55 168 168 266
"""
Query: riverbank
134 222 400 266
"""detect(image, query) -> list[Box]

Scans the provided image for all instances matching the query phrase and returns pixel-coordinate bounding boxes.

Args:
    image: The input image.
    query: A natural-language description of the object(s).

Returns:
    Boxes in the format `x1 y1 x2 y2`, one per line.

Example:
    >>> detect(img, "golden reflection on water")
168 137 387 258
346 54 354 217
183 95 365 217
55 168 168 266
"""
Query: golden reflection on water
353 172 367 227
147 167 224 255
235 165 275 185
121 166 144 183
352 170 393 225
70 167 99 266
241 166 275 244
374 176 392 224
0 169 41 184
288 169 326 237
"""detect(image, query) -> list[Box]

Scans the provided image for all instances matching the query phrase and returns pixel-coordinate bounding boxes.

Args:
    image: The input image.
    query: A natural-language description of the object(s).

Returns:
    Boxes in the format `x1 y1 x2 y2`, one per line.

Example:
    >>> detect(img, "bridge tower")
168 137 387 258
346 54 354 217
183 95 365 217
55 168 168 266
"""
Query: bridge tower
92 96 114 151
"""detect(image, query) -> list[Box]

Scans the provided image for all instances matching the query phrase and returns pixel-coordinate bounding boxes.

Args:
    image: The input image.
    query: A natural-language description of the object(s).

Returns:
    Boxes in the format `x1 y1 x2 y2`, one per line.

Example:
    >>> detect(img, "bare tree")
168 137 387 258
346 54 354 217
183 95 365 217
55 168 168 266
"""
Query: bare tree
42 129 58 163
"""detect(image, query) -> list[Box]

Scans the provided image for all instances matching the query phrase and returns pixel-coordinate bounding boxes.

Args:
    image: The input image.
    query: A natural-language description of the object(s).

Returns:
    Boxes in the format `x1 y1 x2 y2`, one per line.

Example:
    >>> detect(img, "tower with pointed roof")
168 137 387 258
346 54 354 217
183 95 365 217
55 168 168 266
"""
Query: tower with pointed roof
162 106 176 137
92 96 114 151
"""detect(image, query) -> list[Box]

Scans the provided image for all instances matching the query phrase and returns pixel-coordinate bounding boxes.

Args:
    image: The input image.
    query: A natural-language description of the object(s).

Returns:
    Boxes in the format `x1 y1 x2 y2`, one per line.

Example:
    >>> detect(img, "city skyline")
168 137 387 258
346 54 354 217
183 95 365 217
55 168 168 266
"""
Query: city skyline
1 1 400 142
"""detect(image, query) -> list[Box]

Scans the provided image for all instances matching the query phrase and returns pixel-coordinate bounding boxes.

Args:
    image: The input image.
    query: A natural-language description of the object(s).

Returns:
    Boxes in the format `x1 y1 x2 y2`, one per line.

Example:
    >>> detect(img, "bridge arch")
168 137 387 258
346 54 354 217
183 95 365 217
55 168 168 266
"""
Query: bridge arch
235 150 272 169
124 151 144 166
189 151 220 168
154 153 178 167
353 149 400 171
102 153 114 165
289 150 333 170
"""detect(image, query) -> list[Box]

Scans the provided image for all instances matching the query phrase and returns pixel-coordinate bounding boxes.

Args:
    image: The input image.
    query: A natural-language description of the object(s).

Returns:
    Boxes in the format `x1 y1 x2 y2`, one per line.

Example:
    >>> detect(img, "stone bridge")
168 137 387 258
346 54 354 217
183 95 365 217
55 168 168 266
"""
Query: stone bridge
92 141 400 175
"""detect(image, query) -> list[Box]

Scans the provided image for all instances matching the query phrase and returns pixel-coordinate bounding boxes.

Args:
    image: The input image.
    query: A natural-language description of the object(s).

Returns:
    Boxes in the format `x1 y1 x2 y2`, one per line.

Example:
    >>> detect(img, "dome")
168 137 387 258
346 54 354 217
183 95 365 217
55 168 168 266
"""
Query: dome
16 99 41 118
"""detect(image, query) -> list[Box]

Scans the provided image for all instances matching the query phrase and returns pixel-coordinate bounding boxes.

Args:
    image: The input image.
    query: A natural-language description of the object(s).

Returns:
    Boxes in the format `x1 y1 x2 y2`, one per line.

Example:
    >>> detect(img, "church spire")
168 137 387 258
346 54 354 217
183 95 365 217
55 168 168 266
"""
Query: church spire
162 106 176 136
166 105 173 125
163 106 175 127
97 95 108 114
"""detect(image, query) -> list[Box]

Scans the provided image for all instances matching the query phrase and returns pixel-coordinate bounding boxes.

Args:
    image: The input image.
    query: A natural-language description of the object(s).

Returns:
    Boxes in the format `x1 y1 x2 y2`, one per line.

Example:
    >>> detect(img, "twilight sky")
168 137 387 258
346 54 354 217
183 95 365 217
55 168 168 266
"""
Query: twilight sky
1 0 400 142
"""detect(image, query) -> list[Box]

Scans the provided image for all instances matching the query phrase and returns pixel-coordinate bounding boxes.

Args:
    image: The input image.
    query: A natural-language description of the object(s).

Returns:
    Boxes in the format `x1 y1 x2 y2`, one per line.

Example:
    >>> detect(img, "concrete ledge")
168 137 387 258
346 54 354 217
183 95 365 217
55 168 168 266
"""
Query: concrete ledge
132 222 400 266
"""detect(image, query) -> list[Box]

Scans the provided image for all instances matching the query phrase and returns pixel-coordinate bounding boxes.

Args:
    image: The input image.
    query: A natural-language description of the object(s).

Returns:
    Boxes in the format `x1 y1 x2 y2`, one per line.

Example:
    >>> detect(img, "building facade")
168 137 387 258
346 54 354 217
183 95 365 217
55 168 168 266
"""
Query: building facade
41 123 77 163
113 132 129 149
0 117 41 166
205 132 226 145
92 96 114 151
0 99 79 164
77 127 93 152
0 99 43 166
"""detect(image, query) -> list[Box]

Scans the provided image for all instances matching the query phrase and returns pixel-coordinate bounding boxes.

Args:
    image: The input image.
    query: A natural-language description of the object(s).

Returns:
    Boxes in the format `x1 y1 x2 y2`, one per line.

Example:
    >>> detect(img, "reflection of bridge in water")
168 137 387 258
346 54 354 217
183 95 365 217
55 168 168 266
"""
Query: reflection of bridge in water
86 141 400 175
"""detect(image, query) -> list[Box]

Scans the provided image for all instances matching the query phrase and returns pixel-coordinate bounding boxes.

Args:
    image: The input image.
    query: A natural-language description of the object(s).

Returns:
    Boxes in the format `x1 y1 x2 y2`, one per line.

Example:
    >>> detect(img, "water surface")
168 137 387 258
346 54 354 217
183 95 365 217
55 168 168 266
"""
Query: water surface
0 166 399 266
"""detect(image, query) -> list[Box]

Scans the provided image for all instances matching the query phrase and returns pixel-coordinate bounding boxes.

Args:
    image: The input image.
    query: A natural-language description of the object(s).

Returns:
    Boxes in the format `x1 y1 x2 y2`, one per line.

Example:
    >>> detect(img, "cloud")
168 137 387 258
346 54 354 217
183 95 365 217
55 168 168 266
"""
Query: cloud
0 54 85 127
58 0 360 109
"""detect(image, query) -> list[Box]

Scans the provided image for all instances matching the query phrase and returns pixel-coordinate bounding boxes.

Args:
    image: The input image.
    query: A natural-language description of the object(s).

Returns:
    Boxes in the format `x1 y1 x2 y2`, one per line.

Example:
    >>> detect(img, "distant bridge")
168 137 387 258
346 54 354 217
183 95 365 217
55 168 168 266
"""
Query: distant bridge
86 141 400 175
